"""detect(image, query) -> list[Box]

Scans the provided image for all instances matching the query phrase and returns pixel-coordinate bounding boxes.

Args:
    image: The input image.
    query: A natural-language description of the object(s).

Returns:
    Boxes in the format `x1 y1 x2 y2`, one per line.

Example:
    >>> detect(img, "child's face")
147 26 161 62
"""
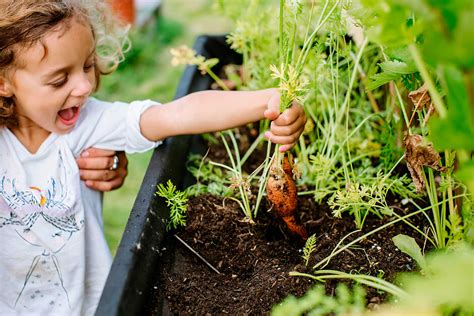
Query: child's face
6 17 96 134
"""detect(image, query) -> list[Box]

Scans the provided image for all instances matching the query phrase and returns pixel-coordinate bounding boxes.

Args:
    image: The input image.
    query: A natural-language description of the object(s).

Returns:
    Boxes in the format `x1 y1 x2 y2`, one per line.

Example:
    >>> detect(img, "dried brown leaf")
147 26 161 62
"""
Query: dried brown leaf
408 83 431 111
408 83 436 126
404 134 446 193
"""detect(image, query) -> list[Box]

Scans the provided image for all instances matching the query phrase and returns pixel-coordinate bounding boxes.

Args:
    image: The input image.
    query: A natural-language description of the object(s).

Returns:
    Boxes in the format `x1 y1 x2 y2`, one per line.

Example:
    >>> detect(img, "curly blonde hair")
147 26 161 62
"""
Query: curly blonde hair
0 0 129 127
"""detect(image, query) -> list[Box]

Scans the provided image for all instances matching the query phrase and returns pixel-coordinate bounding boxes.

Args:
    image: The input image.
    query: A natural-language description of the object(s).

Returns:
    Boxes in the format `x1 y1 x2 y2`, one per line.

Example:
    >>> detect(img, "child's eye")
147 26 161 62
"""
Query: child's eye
84 62 95 72
50 75 68 88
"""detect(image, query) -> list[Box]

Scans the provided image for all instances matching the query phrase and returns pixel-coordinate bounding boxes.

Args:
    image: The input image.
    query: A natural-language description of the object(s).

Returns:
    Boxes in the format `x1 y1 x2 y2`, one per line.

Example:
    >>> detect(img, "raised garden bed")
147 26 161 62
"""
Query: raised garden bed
96 35 428 316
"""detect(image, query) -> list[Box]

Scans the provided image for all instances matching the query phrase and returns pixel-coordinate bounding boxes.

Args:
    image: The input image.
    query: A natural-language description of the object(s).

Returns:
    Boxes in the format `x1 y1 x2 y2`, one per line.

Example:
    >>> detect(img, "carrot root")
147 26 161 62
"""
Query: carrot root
283 216 308 240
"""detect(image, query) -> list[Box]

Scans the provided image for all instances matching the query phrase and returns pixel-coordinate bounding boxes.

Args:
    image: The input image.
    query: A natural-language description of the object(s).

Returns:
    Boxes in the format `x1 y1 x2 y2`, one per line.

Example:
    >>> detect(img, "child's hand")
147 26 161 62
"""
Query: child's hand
263 93 306 152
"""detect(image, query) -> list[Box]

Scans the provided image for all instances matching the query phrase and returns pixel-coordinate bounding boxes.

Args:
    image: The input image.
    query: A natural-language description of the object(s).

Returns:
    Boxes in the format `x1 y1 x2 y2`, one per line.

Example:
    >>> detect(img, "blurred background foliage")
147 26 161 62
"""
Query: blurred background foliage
95 0 231 254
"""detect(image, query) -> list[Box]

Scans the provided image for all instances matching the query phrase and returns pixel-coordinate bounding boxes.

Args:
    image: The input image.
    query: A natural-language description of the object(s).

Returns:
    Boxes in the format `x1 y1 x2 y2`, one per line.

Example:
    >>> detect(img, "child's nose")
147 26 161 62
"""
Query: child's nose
72 73 93 97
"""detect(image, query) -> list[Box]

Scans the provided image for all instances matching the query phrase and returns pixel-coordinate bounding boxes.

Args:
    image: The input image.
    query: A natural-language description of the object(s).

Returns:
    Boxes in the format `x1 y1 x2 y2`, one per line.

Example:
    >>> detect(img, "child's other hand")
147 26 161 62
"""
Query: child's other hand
76 149 128 191
263 92 306 152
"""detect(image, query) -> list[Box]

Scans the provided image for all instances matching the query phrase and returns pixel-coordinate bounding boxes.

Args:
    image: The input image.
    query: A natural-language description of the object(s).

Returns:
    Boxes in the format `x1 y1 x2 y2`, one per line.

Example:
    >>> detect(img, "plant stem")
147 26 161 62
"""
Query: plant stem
279 0 285 66
392 77 412 135
240 132 266 167
297 0 340 73
423 169 445 248
338 37 368 126
206 67 230 91
254 140 273 218
445 150 456 216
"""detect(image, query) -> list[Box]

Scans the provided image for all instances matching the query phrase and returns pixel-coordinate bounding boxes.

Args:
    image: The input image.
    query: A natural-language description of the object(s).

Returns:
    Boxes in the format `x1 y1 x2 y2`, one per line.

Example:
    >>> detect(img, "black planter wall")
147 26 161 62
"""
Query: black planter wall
95 35 242 316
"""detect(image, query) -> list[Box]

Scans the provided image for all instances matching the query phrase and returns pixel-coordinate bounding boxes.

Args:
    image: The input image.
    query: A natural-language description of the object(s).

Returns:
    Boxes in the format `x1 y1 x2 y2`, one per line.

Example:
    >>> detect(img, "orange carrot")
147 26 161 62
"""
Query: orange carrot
266 155 307 240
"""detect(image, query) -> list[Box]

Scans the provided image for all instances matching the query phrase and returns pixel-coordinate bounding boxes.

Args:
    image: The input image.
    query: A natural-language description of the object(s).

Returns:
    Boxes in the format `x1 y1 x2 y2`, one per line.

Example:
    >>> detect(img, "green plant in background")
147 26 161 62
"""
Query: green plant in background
271 283 366 316
219 0 277 90
96 15 185 103
156 180 189 231
186 153 233 197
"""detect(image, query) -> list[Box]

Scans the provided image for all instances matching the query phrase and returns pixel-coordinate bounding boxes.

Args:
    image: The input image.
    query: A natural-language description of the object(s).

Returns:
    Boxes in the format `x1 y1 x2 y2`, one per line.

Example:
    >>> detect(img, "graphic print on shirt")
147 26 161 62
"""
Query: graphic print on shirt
0 156 84 310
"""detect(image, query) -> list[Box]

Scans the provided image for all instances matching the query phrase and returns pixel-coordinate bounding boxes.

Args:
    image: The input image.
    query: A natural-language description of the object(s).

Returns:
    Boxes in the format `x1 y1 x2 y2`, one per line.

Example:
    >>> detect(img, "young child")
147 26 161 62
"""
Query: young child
0 0 306 315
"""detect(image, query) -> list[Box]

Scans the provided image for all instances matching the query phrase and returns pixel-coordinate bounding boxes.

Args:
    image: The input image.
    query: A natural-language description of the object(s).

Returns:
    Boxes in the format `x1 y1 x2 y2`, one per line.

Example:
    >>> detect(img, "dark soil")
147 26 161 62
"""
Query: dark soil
147 128 427 315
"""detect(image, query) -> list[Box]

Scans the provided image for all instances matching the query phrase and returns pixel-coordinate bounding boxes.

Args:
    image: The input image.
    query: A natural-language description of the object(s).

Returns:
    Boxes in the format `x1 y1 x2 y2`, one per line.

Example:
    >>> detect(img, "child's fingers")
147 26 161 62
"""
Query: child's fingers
264 125 304 147
263 132 297 151
270 114 306 137
274 104 305 126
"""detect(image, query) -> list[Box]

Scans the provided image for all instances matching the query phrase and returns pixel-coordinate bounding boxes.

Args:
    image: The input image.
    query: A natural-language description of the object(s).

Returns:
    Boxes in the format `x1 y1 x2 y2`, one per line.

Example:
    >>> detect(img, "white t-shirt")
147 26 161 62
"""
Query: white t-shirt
0 98 161 315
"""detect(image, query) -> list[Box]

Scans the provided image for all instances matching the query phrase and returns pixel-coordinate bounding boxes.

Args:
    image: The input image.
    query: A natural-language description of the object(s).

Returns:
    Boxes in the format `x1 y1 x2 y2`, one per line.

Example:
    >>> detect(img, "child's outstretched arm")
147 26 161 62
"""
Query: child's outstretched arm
140 88 306 150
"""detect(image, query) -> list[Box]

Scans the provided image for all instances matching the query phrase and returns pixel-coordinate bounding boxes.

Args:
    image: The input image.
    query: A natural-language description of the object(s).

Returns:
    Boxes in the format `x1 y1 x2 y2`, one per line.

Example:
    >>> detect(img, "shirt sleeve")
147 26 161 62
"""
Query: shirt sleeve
66 98 162 156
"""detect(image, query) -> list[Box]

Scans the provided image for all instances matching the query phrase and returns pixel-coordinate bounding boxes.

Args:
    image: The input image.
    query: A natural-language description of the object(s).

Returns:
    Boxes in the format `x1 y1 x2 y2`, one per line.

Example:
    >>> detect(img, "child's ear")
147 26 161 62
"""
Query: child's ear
0 76 13 97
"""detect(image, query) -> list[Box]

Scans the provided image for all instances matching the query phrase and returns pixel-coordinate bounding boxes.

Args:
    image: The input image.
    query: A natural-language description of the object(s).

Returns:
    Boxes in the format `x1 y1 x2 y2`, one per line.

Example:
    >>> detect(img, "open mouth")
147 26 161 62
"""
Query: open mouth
57 106 80 126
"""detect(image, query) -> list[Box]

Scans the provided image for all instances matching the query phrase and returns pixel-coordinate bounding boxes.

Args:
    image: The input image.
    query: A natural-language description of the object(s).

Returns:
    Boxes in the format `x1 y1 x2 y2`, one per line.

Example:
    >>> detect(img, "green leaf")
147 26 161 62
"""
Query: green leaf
352 0 425 48
393 234 427 271
380 60 417 74
428 66 474 151
421 0 474 69
367 72 399 90
367 60 417 90
456 159 474 195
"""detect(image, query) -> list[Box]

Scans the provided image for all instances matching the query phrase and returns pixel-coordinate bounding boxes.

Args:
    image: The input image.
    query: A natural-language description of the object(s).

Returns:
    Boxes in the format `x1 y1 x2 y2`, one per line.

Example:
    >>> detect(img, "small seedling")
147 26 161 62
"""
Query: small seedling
156 180 188 231
302 233 317 266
